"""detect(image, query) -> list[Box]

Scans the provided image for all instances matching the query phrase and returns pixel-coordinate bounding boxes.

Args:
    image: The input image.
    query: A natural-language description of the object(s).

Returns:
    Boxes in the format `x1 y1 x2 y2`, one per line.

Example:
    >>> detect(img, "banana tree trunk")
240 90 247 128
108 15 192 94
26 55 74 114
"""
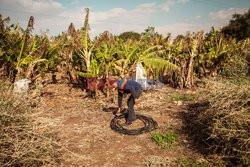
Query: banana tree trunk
178 60 185 89
185 55 194 88
106 68 109 98
86 60 90 72
85 52 91 72
25 65 34 79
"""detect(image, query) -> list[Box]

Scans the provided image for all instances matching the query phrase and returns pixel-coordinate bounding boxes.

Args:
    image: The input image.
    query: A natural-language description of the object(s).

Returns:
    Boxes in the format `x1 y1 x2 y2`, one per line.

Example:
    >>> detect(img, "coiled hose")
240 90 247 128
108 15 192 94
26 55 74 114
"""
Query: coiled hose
110 114 158 135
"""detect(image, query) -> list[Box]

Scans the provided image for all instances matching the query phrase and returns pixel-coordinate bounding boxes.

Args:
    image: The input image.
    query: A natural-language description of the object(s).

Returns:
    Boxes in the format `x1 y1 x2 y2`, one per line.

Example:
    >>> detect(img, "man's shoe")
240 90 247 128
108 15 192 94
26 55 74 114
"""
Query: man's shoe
122 121 132 126
131 117 137 122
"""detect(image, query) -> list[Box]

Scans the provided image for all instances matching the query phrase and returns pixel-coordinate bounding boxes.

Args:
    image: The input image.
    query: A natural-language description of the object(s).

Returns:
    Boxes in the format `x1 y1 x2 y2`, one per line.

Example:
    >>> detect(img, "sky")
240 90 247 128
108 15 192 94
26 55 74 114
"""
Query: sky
0 0 249 38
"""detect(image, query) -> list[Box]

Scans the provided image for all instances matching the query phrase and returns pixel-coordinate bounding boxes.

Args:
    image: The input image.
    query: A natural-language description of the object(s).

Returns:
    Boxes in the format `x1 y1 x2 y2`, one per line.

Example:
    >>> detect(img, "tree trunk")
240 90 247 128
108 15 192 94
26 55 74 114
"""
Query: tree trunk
86 53 91 72
178 60 185 89
185 55 194 88
86 60 90 72
106 69 110 98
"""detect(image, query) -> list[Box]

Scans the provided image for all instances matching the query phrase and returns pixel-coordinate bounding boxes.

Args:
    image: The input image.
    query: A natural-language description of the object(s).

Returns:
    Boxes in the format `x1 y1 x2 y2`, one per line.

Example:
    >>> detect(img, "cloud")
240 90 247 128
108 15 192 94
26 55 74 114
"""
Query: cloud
195 15 201 20
0 0 63 13
0 0 208 38
136 2 157 9
160 0 175 12
209 8 247 20
156 22 200 37
32 3 154 37
0 0 67 36
71 0 80 5
90 8 127 23
159 0 189 12
134 2 157 13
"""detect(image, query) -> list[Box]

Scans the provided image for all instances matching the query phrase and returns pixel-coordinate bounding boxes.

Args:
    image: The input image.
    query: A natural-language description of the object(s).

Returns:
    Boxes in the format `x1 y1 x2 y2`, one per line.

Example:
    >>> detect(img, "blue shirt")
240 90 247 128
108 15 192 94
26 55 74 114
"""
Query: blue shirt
117 79 143 90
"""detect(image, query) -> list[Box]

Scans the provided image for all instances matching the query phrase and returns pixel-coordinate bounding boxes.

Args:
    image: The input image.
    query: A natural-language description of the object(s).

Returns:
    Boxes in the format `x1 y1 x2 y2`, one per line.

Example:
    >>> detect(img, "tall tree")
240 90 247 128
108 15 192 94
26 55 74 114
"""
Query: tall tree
118 31 141 41
221 9 250 40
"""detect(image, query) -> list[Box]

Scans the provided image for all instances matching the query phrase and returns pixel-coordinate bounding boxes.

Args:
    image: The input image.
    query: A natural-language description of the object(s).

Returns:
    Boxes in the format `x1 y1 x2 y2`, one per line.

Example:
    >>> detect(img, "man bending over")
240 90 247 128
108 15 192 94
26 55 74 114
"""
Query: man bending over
116 78 143 125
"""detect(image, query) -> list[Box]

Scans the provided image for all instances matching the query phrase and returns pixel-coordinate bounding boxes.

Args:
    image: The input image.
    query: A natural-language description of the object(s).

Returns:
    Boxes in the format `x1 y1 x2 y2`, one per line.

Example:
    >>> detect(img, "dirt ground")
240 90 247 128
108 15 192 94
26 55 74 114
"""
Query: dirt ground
34 82 209 167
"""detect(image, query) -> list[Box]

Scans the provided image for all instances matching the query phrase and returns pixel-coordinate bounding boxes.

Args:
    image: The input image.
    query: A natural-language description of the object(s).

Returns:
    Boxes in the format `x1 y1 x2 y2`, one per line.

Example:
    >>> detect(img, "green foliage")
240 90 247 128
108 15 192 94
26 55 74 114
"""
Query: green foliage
222 9 250 40
151 131 179 149
0 16 51 81
142 26 161 38
220 38 250 78
75 71 94 77
203 28 229 64
118 31 141 41
170 94 196 102
143 57 178 77
0 10 249 90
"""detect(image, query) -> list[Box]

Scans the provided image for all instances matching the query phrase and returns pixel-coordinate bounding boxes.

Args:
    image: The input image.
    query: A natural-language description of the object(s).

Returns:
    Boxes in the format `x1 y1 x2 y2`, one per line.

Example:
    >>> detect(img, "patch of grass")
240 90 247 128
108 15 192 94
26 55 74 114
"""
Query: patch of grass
151 131 179 149
170 94 196 102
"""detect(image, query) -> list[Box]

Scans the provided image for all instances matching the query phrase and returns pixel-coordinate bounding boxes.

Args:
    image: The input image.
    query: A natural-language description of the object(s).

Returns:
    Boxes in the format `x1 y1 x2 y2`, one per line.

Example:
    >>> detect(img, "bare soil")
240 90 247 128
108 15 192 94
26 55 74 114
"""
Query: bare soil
34 83 208 167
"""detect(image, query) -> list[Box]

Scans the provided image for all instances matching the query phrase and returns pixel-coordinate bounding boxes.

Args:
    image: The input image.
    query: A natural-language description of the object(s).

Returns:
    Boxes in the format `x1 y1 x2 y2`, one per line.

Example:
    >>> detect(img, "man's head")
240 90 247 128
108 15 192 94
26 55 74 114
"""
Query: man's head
117 80 123 89
115 79 127 93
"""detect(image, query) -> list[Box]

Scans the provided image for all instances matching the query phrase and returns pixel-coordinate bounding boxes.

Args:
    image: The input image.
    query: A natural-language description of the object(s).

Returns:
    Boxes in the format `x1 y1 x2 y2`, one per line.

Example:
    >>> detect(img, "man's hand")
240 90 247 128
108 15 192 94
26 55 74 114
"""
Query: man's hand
134 98 139 105
117 107 122 114
114 107 121 116
119 89 124 94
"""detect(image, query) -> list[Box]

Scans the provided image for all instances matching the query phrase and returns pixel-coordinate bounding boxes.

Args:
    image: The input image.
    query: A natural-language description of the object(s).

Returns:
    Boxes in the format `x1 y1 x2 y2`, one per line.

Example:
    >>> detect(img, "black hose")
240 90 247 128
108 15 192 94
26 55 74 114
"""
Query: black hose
110 114 158 135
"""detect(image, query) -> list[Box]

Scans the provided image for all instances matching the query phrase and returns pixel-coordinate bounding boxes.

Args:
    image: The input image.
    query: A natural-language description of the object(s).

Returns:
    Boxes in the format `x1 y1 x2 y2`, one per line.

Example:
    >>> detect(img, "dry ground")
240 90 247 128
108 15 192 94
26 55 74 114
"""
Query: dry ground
34 82 209 167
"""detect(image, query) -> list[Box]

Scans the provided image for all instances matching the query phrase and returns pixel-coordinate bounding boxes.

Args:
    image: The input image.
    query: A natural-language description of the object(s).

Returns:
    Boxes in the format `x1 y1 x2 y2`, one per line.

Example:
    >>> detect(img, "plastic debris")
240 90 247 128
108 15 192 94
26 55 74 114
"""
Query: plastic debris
13 79 31 94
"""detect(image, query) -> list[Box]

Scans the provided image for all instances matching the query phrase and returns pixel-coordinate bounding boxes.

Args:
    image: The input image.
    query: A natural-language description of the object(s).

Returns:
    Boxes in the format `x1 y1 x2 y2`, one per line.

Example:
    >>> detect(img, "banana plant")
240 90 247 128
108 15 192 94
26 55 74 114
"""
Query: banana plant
95 42 118 97
0 16 20 80
203 27 229 76
114 39 178 79
76 8 109 73
17 16 34 66
113 39 139 78
14 16 48 80
95 43 117 78
183 32 205 88
80 8 91 71
16 38 48 80
138 45 178 78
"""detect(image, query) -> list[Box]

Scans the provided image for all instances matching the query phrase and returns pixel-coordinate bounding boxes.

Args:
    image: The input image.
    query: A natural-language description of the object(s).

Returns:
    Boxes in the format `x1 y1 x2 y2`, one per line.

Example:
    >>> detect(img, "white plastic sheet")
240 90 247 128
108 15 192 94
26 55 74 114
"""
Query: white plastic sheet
136 63 151 89
135 63 146 81
13 79 31 94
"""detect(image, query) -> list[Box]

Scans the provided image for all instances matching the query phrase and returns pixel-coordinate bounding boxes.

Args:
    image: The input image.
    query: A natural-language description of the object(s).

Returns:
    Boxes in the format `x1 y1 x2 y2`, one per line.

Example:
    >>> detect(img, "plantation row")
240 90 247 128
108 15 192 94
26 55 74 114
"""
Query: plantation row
0 8 249 88
0 8 250 166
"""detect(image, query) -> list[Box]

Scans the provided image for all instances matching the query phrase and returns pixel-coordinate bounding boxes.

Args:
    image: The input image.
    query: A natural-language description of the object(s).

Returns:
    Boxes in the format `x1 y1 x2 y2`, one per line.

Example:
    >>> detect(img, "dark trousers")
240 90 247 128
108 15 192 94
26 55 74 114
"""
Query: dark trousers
126 90 142 123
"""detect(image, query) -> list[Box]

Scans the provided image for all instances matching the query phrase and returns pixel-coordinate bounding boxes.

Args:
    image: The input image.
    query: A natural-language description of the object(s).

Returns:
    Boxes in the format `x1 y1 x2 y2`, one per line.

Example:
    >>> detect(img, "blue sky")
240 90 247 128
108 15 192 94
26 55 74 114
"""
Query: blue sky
0 0 249 37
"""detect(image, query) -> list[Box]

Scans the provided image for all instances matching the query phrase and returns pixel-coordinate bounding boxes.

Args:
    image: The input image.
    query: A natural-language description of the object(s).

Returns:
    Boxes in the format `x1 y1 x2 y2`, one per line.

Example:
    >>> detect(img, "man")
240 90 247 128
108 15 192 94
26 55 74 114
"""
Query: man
117 78 143 125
